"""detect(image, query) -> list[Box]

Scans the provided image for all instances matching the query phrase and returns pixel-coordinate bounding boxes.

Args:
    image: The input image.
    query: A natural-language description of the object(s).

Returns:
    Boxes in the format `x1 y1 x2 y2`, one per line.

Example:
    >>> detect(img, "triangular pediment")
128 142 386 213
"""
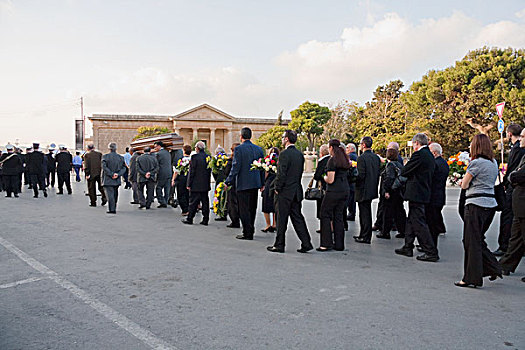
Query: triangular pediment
173 104 236 121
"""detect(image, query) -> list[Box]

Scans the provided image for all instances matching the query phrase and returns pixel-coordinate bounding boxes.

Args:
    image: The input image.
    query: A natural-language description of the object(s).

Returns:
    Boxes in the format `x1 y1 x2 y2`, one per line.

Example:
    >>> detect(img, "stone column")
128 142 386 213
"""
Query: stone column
192 128 198 141
174 127 180 135
227 130 233 151
210 128 216 153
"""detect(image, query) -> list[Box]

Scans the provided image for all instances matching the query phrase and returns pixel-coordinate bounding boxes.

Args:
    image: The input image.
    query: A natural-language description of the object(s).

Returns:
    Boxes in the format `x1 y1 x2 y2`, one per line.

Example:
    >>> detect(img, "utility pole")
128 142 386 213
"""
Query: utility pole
81 96 85 150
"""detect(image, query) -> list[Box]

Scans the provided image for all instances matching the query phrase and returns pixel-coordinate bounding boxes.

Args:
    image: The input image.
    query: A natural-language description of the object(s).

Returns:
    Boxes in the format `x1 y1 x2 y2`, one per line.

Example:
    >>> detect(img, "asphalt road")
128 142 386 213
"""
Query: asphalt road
0 180 523 350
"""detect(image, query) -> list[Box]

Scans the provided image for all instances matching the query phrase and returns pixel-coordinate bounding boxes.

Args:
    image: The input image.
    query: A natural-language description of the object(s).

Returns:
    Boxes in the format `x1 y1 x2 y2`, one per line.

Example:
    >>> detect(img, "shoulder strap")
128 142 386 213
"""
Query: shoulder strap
0 154 17 165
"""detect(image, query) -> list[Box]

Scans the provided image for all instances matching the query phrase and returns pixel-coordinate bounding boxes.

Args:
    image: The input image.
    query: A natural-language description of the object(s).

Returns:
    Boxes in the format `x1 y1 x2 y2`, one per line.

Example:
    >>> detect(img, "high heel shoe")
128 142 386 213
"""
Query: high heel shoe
489 274 503 281
261 227 273 233
454 281 480 288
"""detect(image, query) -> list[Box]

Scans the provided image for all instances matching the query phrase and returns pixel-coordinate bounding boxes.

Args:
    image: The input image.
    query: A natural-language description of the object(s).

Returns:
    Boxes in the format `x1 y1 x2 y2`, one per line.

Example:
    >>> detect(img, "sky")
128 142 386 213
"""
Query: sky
1 0 525 148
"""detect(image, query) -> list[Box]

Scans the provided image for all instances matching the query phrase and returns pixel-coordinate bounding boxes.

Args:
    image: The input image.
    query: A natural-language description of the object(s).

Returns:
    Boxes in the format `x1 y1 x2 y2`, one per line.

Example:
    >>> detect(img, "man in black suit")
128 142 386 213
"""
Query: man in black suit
137 147 159 210
0 144 23 197
182 141 211 225
224 127 265 239
153 141 173 208
55 145 73 195
25 143 48 198
354 137 381 244
45 146 56 188
395 133 438 262
426 143 449 248
267 130 313 253
225 143 241 228
494 124 525 256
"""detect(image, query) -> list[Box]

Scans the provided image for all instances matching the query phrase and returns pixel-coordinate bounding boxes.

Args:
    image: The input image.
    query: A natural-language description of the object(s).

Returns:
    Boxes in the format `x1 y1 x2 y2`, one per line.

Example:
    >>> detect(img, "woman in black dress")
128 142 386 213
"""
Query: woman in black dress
317 139 351 251
261 147 279 232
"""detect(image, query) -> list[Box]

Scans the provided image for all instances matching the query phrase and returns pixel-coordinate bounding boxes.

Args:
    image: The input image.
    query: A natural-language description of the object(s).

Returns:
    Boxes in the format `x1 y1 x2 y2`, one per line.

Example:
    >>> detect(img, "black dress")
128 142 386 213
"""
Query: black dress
262 172 276 213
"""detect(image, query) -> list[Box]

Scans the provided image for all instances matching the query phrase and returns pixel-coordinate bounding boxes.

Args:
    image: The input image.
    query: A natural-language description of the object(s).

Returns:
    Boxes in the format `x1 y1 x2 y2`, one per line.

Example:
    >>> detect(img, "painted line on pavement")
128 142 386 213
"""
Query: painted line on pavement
0 235 177 350
0 276 48 289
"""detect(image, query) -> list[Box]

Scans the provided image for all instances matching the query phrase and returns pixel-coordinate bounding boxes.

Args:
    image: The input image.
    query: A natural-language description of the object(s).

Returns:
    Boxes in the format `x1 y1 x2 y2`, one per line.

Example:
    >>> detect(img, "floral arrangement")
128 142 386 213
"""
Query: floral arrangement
213 181 229 217
250 153 278 173
175 157 190 176
350 160 357 168
499 162 507 176
447 151 470 186
208 153 229 174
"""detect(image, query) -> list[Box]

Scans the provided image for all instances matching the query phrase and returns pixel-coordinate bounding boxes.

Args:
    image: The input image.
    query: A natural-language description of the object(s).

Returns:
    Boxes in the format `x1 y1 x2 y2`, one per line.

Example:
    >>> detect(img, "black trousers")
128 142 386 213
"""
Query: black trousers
497 189 513 251
499 217 525 273
104 185 119 212
138 180 156 209
381 195 406 236
29 174 46 197
187 190 209 222
156 177 171 205
320 191 348 250
404 202 438 256
426 204 445 247
2 175 19 196
46 170 55 187
131 181 140 203
462 204 501 285
274 193 312 250
347 185 356 219
57 171 72 194
358 200 373 241
176 180 189 213
87 175 106 205
227 185 240 226
374 196 384 229
237 188 258 237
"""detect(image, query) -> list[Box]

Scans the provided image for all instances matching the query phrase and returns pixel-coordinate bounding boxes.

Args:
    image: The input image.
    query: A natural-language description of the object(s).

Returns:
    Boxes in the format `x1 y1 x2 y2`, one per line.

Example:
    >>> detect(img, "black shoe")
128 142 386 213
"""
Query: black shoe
395 232 405 239
43 190 48 198
395 246 413 257
89 204 96 207
261 226 273 233
372 225 380 231
267 246 284 253
5 195 11 198
492 249 506 257
200 221 208 226
14 194 19 198
101 199 107 206
316 229 321 234
130 201 140 204
416 253 439 262
316 247 333 252
33 195 38 198
297 246 313 253
107 211 116 214
376 233 390 239
347 216 355 221
354 237 370 244
236 235 253 240
181 219 193 225
501 269 511 276
454 281 479 288
138 205 146 209
489 274 503 281
521 277 525 283
157 204 168 208
215 217 227 221
227 223 240 228
57 192 63 195
67 191 72 195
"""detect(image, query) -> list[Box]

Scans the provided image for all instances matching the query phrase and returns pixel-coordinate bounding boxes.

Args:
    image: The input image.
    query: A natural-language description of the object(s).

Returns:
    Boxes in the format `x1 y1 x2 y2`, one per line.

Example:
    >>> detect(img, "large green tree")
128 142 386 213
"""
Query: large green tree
319 100 362 145
288 101 331 150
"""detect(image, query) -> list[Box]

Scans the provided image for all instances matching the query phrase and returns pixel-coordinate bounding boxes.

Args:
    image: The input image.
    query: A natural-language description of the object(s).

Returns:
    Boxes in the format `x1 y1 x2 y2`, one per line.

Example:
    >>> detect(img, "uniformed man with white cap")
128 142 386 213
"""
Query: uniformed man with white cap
46 144 57 188
0 145 23 197
25 142 47 198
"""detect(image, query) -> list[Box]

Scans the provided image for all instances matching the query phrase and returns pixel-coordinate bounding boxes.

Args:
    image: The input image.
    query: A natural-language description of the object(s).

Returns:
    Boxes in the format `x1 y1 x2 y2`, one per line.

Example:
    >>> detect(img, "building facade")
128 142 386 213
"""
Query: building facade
89 104 284 153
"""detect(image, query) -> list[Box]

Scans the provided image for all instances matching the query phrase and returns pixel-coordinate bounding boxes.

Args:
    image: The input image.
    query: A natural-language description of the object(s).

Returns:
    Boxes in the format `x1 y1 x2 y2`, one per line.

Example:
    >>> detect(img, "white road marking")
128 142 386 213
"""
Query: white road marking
0 276 47 289
0 236 176 350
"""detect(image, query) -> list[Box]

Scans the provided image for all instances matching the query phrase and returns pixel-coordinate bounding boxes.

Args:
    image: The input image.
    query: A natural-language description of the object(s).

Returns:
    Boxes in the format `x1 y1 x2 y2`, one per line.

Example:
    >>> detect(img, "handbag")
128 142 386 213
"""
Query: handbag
304 177 324 201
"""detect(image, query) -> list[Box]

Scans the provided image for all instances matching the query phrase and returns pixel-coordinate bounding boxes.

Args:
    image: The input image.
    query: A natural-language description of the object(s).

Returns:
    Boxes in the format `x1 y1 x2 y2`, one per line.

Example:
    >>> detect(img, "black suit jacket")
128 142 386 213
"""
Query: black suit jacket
402 146 435 204
273 145 304 201
0 153 23 176
504 141 525 189
510 155 525 217
355 150 380 202
313 155 329 191
26 151 46 175
429 156 449 207
187 151 211 192
55 152 73 173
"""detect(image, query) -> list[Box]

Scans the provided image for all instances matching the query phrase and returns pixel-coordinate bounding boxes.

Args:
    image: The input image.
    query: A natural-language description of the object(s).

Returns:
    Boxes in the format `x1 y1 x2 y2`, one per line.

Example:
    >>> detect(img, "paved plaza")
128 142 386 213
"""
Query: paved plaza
0 180 523 350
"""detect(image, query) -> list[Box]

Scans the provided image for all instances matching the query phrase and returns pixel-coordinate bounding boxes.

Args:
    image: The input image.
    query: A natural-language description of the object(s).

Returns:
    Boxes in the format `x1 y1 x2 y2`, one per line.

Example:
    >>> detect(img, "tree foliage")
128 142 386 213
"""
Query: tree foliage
288 101 331 150
255 125 287 151
133 126 172 141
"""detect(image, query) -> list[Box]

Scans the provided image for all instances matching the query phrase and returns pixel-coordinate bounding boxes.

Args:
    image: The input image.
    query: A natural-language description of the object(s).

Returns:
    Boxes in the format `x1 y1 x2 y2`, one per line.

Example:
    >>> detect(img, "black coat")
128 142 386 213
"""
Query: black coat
429 156 449 207
355 150 380 202
401 146 435 204
46 153 56 171
504 141 525 188
187 151 211 192
273 145 305 201
25 151 46 175
313 155 330 191
0 153 23 176
56 152 72 173
136 153 159 183
380 160 403 196
509 154 525 218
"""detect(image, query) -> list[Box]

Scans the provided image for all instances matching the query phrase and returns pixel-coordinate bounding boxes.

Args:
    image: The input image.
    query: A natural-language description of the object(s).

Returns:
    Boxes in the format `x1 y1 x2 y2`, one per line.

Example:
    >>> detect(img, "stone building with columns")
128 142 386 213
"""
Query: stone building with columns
89 104 286 153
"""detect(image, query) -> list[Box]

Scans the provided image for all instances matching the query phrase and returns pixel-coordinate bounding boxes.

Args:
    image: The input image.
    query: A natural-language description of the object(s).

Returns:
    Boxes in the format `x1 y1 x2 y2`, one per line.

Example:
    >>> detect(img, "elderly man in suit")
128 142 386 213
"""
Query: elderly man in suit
153 141 173 208
101 142 127 214
84 144 107 207
426 143 449 248
500 127 525 281
395 133 438 262
353 137 381 244
137 147 159 210
182 141 211 225
128 148 141 205
267 130 313 253
224 127 265 240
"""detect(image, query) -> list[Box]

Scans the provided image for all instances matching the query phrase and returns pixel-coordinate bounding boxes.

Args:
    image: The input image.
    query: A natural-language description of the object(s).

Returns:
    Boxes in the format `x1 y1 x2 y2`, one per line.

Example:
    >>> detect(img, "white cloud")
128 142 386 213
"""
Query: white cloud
0 0 14 19
277 11 525 103
516 8 525 19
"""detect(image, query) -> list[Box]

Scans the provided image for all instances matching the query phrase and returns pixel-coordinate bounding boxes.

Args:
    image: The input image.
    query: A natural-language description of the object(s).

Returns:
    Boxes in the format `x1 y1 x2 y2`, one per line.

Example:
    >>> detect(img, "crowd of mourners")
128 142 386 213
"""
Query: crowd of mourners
1 125 525 288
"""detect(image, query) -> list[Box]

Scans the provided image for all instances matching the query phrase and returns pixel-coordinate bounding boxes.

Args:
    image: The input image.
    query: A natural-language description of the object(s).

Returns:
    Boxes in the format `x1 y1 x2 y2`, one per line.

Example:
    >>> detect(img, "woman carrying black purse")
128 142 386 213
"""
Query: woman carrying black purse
317 139 351 251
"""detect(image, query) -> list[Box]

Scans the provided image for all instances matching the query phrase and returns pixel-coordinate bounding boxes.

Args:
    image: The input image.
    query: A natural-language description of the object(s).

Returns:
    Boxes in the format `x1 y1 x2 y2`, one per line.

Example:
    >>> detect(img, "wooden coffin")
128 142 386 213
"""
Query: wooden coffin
130 133 184 151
